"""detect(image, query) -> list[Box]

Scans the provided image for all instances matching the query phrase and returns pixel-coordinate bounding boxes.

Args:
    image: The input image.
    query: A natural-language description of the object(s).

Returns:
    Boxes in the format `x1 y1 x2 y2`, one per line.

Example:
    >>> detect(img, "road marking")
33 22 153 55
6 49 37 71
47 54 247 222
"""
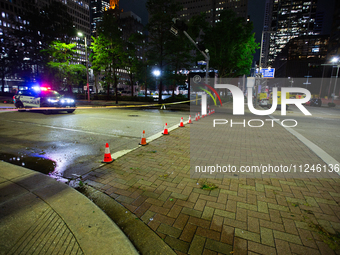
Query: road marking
268 115 340 174
3 119 137 139
88 116 180 122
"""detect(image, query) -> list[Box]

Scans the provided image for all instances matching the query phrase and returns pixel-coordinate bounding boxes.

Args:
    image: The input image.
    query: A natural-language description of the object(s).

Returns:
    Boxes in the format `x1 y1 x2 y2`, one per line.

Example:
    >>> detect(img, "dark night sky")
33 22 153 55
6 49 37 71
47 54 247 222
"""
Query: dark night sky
120 0 336 62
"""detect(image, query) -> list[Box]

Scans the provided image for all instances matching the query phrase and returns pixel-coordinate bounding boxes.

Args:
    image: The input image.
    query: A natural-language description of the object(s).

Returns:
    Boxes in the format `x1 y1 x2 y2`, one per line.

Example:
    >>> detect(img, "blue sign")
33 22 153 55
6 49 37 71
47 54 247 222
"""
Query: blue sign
256 68 275 78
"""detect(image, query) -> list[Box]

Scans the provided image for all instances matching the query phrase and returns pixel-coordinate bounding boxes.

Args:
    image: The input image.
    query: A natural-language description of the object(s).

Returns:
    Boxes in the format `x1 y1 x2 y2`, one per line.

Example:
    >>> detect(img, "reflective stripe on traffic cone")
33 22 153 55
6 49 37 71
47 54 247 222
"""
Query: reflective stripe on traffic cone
163 123 169 135
102 143 114 163
139 130 148 146
179 117 185 127
188 115 192 124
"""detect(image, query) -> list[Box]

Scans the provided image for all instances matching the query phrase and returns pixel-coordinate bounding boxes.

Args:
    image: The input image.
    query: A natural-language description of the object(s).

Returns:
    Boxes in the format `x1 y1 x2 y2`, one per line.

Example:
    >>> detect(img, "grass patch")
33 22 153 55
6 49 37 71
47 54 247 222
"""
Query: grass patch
309 222 340 250
200 181 218 191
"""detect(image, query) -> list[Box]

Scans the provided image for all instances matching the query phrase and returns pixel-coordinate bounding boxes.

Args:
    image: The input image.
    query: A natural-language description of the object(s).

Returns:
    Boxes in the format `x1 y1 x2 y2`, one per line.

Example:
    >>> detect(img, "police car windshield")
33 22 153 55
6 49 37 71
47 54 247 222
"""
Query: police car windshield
40 90 61 98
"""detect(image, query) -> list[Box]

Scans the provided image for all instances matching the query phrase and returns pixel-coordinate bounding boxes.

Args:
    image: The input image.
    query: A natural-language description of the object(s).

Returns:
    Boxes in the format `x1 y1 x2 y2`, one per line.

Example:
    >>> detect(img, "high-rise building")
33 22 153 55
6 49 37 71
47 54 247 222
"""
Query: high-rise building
261 0 318 68
260 0 274 69
0 0 91 89
90 0 110 36
327 0 340 58
0 0 90 37
273 35 329 78
176 0 248 24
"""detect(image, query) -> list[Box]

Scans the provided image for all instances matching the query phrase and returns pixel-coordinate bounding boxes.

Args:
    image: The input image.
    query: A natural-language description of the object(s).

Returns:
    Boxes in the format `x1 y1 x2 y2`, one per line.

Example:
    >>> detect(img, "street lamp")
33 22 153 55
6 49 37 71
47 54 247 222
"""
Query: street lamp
153 70 160 77
331 57 339 103
78 32 90 103
153 69 160 96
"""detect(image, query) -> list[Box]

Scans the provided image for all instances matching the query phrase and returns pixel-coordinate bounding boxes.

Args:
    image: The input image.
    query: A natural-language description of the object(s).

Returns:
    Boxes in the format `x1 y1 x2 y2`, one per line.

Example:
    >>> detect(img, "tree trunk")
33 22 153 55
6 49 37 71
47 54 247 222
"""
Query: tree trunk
1 72 5 93
95 73 99 94
145 68 147 99
114 72 118 104
107 69 110 101
130 73 134 97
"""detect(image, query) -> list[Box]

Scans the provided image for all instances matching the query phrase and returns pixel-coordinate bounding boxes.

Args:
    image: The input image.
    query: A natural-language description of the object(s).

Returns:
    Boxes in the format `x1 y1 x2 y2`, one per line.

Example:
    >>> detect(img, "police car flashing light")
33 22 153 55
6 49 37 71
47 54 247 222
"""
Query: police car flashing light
14 86 76 114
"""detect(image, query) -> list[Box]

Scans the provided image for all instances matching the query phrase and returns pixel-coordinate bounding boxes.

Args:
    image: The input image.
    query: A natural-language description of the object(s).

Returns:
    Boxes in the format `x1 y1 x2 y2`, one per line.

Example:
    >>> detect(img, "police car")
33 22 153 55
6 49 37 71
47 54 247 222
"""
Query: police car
13 86 76 113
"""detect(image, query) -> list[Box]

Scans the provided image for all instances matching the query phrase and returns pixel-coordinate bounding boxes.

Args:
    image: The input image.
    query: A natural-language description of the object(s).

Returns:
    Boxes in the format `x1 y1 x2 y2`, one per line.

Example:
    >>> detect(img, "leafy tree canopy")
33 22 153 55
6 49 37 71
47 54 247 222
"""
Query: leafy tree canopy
43 41 86 93
202 10 259 78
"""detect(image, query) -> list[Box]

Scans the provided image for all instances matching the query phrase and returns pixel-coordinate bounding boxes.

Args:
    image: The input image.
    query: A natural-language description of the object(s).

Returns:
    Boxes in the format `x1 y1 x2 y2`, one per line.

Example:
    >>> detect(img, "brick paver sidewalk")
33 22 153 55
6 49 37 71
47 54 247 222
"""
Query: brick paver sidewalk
83 110 340 255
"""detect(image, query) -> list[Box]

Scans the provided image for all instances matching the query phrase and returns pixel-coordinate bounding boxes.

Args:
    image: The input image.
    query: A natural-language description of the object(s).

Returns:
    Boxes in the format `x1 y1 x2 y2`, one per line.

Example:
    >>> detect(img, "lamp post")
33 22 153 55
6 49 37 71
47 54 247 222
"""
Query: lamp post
78 32 90 103
331 57 339 103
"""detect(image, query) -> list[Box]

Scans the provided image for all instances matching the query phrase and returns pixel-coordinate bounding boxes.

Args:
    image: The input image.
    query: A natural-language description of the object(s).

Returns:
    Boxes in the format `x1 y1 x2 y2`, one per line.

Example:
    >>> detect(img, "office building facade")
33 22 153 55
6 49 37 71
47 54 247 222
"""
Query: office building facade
260 0 318 68
0 0 90 89
176 0 249 24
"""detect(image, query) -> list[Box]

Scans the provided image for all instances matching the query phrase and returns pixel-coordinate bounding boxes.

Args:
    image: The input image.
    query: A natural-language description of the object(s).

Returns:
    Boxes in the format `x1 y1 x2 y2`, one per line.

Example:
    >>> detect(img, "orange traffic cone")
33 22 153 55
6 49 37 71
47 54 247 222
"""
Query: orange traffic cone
179 117 185 127
139 130 148 146
163 123 169 135
202 113 205 118
198 113 200 120
195 113 198 121
102 143 114 163
188 115 192 124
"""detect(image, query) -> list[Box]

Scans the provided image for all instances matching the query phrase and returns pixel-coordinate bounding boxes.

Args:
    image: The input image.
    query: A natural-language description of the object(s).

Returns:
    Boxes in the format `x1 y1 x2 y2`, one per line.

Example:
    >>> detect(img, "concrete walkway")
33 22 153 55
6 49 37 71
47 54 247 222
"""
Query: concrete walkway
0 162 138 255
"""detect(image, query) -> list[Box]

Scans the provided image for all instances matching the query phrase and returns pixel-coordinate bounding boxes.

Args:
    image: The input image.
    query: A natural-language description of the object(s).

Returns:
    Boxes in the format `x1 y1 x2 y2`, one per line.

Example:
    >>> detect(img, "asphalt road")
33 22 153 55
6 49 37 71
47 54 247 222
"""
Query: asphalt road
0 102 338 182
0 106 189 180
270 105 340 162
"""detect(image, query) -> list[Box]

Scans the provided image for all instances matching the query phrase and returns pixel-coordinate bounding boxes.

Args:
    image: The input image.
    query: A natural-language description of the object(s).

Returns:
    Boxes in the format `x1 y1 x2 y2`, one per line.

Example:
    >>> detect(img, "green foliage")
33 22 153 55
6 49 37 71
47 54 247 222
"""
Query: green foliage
90 11 123 100
202 10 259 78
43 41 86 92
328 102 336 107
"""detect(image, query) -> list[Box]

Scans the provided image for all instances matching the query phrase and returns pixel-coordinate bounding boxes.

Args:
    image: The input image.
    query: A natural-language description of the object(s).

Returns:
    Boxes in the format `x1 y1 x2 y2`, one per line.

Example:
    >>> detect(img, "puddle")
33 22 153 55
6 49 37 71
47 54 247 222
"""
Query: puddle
0 152 56 175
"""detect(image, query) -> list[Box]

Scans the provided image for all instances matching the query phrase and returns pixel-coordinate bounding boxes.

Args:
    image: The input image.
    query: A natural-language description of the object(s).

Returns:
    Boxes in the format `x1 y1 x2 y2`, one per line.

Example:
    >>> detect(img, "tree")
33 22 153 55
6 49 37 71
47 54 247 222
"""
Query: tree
146 0 182 102
166 32 192 98
43 41 86 94
122 33 145 97
202 10 259 78
90 10 123 103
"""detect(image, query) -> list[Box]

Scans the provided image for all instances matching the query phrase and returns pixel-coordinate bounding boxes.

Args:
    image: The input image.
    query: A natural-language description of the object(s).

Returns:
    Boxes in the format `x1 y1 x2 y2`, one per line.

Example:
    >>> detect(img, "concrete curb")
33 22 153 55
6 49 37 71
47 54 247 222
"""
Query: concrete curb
0 161 138 255
78 185 176 255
